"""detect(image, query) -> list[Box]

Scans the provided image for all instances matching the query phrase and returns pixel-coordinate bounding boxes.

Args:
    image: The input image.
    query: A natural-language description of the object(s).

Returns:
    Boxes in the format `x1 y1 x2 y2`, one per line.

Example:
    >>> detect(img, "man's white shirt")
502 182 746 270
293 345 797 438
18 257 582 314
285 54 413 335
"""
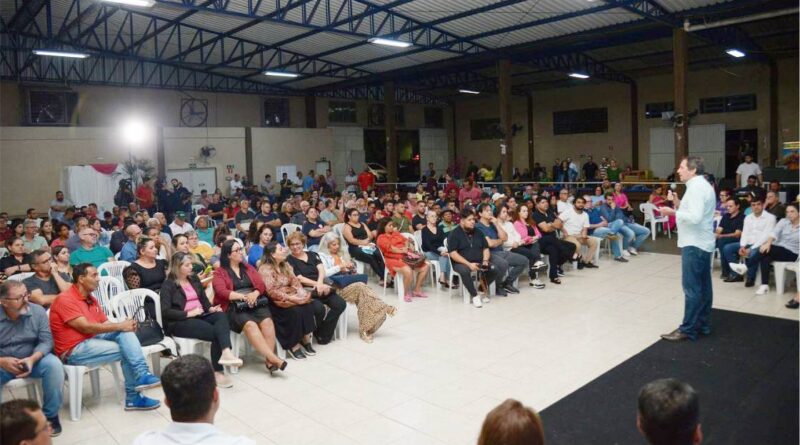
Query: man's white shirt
559 207 590 236
133 422 255 445
735 162 761 187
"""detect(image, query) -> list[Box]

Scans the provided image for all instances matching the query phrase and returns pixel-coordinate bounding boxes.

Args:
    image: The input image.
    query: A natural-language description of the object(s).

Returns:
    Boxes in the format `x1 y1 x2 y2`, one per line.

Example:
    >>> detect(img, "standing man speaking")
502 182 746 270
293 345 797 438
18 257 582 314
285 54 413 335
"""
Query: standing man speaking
657 157 716 342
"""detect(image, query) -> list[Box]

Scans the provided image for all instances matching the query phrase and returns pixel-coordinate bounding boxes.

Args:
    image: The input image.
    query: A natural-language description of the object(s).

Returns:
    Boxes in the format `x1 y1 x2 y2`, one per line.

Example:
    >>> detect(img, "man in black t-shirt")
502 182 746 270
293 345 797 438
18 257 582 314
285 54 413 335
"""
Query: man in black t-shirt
447 209 497 308
23 249 71 308
715 198 744 279
207 192 225 223
255 201 282 239
411 201 427 231
582 156 598 181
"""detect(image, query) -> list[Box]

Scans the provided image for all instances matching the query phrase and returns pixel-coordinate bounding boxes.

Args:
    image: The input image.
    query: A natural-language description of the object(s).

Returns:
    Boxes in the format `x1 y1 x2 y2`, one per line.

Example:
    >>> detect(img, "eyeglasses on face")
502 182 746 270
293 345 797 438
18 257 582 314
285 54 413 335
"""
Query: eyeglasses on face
2 292 31 302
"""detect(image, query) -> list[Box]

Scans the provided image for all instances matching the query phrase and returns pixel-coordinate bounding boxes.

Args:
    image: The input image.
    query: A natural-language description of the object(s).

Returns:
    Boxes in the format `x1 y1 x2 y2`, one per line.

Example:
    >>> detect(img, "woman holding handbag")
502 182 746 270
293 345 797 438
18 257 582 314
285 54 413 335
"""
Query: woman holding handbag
161 252 243 387
420 210 456 289
258 242 317 360
342 208 387 285
376 218 429 302
211 240 287 374
318 233 397 343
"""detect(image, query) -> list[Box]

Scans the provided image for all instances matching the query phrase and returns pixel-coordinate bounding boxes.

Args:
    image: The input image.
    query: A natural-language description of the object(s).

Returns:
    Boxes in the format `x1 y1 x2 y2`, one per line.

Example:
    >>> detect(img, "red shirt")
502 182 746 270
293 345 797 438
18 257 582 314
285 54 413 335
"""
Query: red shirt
357 172 375 191
135 184 154 209
50 285 108 357
458 187 482 206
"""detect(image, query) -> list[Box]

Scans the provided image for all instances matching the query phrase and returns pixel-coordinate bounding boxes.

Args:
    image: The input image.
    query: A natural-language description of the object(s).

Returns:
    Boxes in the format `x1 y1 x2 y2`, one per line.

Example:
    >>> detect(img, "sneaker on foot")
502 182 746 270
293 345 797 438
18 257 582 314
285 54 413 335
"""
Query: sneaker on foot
532 260 546 269
614 257 629 263
471 296 483 308
215 372 233 388
729 263 748 276
48 417 62 437
628 247 639 256
481 295 491 304
134 373 161 391
125 394 161 411
755 284 769 295
532 279 545 289
621 250 631 258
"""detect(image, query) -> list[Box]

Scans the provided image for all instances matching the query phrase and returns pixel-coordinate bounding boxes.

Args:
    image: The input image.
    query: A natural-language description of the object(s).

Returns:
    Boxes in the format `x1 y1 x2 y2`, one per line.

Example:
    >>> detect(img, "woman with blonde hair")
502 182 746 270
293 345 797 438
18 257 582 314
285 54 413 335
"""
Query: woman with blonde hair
477 399 545 445
318 232 396 343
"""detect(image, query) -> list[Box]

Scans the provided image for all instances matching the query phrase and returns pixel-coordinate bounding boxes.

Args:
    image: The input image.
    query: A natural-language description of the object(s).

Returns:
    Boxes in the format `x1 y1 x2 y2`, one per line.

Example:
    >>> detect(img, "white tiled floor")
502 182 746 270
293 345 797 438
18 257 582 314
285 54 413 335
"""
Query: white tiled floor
5 252 798 445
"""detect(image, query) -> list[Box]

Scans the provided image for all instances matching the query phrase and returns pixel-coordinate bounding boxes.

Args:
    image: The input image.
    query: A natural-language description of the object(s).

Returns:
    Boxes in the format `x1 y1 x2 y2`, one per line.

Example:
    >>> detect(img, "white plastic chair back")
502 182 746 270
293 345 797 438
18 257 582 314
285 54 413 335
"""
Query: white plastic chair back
192 204 204 217
97 260 131 284
401 232 420 252
198 241 212 248
94 276 125 319
413 230 424 253
7 272 34 282
0 248 8 258
112 288 163 325
639 203 656 223
280 223 302 243
333 223 345 237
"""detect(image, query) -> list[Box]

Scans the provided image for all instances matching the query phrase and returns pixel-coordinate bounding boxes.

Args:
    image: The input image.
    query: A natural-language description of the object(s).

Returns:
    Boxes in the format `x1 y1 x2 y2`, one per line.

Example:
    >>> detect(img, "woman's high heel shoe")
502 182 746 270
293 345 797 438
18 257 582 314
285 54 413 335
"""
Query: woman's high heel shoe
267 360 288 376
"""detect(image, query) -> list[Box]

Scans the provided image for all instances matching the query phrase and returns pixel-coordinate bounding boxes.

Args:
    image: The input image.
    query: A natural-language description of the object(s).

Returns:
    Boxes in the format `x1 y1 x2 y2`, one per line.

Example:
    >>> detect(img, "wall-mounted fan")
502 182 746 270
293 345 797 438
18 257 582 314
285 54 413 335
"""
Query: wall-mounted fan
199 145 217 164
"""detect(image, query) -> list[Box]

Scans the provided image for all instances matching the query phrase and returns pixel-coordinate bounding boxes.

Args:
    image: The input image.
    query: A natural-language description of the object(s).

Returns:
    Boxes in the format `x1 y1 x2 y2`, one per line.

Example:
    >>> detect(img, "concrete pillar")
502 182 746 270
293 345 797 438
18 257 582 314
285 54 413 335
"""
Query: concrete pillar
384 81 398 183
673 28 689 165
498 59 513 181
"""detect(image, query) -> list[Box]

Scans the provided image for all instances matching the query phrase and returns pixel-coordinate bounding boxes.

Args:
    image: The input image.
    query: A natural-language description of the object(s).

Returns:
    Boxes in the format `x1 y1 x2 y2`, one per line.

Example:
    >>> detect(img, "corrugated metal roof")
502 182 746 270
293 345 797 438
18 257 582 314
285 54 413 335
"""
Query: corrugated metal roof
657 0 732 13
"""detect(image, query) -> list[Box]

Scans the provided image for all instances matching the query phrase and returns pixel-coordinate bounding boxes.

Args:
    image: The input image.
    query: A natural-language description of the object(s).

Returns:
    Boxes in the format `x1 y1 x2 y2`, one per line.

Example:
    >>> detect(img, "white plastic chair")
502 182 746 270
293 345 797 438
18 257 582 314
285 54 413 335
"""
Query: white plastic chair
64 362 124 421
581 236 603 265
0 248 7 258
192 204 204 218
6 272 34 282
407 231 440 289
774 261 798 295
97 261 131 287
639 203 671 240
229 332 286 374
198 240 213 249
443 239 472 304
280 223 302 243
95 276 125 320
332 223 345 238
376 246 406 301
3 378 41 404
110 289 176 376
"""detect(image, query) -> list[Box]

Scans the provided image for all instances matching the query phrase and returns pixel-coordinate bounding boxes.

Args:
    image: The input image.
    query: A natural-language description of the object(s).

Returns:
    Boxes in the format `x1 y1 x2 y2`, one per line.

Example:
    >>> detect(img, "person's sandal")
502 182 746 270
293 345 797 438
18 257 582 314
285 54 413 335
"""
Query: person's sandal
550 278 562 284
387 306 398 317
438 280 450 288
360 331 374 343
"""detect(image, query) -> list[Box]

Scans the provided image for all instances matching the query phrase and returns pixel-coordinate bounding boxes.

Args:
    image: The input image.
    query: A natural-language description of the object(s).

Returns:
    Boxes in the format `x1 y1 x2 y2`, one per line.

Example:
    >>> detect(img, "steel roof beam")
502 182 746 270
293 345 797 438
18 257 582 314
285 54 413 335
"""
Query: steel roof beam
5 0 49 33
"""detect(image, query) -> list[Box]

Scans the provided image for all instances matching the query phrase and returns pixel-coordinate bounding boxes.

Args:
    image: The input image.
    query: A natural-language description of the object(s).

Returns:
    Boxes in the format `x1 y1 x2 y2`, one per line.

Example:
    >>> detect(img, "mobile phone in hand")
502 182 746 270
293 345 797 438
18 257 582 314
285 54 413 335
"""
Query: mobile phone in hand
19 362 29 373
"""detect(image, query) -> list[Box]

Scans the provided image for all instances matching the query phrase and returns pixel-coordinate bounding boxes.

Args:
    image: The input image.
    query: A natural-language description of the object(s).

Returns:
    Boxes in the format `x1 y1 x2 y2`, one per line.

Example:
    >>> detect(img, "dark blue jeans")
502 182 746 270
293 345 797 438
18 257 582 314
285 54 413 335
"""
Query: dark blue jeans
678 246 713 340
716 237 740 277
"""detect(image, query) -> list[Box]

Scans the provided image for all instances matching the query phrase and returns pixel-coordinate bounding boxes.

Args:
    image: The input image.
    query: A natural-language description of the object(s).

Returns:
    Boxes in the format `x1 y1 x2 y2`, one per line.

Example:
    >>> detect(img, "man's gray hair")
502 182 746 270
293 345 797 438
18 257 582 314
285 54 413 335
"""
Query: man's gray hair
684 156 705 175
0 281 25 299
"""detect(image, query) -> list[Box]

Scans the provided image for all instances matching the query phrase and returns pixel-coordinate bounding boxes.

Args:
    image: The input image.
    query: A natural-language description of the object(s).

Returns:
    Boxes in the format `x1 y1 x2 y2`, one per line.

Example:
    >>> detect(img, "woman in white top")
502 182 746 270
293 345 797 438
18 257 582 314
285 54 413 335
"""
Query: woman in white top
345 168 358 193
496 204 546 288
318 233 396 342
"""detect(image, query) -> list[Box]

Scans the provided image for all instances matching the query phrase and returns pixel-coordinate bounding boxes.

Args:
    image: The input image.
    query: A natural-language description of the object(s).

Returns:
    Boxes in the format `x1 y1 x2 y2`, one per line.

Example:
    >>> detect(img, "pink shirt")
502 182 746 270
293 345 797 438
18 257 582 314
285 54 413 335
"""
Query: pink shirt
614 192 630 209
182 282 202 312
458 187 482 206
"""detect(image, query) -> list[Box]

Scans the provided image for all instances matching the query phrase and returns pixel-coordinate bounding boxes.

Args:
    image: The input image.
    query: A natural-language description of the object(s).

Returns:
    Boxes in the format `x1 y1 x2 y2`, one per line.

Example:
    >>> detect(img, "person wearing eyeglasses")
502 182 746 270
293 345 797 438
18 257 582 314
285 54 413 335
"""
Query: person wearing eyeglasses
68 228 114 268
0 399 57 444
0 282 64 437
22 250 71 308
49 263 162 411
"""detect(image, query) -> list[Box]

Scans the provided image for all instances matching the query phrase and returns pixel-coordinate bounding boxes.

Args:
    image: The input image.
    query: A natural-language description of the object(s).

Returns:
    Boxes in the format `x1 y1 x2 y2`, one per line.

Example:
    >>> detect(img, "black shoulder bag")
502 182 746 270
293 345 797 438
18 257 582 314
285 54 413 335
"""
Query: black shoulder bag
133 305 165 347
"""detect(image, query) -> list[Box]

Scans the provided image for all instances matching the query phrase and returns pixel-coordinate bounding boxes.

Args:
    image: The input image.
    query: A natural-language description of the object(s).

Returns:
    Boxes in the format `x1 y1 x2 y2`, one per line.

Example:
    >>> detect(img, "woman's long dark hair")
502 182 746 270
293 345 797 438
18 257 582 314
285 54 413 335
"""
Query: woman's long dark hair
219 239 239 269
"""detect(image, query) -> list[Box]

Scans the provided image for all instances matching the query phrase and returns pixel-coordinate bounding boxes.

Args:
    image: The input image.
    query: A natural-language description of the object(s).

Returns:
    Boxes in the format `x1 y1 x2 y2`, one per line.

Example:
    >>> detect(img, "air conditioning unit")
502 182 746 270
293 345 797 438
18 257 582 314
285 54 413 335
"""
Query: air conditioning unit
26 89 78 125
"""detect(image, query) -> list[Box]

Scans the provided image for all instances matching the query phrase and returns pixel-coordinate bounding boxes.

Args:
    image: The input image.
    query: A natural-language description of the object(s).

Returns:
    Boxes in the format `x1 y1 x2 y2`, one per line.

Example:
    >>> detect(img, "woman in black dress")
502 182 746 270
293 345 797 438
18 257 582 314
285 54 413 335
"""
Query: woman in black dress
342 208 386 285
257 242 317 360
125 238 168 291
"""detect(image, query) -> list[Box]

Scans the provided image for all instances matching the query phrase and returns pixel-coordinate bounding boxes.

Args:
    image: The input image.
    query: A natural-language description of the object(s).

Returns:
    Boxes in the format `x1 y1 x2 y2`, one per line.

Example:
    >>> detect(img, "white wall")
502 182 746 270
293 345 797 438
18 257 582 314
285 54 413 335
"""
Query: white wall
251 127 334 186
163 127 247 194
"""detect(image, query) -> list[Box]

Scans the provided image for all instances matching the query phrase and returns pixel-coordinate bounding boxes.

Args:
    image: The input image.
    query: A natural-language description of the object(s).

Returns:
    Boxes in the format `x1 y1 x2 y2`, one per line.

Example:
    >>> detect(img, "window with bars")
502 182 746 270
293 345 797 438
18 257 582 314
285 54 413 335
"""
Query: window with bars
262 97 290 127
26 90 78 125
644 102 674 119
328 100 358 123
700 94 756 114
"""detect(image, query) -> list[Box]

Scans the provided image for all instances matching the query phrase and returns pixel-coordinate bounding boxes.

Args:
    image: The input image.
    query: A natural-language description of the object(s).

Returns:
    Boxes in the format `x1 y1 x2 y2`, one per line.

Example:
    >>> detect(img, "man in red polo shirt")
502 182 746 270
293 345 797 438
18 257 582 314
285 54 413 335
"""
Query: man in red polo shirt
357 165 375 192
458 180 482 207
49 263 162 411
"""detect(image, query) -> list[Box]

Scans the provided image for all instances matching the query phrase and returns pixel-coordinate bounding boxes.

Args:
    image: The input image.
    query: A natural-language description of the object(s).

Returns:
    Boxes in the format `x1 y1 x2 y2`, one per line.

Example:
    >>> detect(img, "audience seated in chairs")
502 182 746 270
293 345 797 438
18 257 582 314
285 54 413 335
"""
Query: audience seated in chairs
211 240 286 374
69 227 114 268
502 206 546 288
52 246 73 281
172 234 211 283
124 238 168 292
599 193 650 256
1 237 32 276
559 196 599 269
49 263 162 411
132 355 255 445
585 197 626 262
420 210 458 289
22 219 48 253
376 217 430 302
1 399 58 445
247 224 274 267
160 252 242 388
532 197 577 284
476 203 526 296
478 398 545 445
447 208 497 308
257 242 316 361
317 233 397 343
744 202 799 297
342 208 387 284
301 207 332 253
187 229 213 263
0 281 64 436
23 249 71 308
637 378 702 445
119 223 143 262
285 231 346 344
715 198 744 279
194 215 215 246
721 194 776 285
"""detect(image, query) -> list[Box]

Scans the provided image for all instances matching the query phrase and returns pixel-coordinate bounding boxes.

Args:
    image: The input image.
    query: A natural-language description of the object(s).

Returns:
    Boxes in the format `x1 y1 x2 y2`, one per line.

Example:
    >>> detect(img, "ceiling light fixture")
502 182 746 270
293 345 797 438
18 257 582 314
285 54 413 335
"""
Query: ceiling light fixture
726 49 746 58
100 0 156 7
568 72 590 79
33 49 90 59
458 89 480 95
368 37 412 48
264 71 300 78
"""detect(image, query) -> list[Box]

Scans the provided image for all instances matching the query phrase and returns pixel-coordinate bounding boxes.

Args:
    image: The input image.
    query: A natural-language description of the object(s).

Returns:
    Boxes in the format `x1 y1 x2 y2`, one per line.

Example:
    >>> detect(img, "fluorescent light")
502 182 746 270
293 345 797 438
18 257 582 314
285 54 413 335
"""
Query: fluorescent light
726 49 745 58
100 0 155 6
33 49 90 59
568 72 590 79
264 71 300 78
458 89 480 95
368 37 412 48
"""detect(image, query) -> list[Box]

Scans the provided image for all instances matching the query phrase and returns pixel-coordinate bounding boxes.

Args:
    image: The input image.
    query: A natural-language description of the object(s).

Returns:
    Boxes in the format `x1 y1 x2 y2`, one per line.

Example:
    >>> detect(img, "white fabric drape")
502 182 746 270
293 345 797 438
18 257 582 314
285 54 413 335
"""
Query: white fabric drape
60 165 130 213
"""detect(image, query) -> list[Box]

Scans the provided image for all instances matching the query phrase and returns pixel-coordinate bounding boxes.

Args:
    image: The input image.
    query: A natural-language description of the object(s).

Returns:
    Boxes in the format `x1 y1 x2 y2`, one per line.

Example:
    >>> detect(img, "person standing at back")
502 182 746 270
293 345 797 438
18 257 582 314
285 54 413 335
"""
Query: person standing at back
132 355 255 445
657 157 716 342
735 153 762 189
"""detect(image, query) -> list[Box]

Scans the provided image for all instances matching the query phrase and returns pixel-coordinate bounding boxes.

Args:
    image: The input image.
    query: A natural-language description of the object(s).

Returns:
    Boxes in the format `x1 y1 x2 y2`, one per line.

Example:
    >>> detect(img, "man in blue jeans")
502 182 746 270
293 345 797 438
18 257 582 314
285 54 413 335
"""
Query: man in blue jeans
599 193 651 256
0 280 64 436
657 157 716 341
49 263 161 410
585 197 627 262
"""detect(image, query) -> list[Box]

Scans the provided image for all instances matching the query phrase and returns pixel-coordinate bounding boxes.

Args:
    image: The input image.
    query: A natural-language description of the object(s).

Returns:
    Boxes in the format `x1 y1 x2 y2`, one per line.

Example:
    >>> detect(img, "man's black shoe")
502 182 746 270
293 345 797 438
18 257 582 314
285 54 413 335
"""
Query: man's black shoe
503 282 520 294
745 280 755 288
723 275 743 283
661 329 691 342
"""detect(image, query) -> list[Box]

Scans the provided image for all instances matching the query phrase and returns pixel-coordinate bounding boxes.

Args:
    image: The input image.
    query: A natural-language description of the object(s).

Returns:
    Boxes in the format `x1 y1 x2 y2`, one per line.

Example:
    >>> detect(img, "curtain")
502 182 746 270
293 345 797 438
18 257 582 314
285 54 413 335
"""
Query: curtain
61 164 130 212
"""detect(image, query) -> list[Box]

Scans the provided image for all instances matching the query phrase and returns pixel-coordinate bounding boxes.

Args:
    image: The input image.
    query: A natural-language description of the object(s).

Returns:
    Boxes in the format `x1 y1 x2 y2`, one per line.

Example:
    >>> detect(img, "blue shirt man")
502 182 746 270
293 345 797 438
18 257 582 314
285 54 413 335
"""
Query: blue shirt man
302 171 315 193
